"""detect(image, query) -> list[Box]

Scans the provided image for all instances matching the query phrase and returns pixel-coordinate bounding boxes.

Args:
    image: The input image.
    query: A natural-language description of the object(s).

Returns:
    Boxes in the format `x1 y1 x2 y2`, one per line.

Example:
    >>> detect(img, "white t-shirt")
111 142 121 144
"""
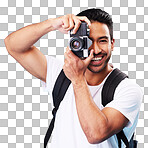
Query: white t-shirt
41 56 143 148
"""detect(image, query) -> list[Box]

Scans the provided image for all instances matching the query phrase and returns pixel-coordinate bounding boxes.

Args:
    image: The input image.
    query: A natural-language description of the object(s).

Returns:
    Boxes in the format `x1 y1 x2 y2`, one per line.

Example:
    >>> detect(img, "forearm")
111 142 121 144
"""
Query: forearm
5 19 54 53
72 78 109 143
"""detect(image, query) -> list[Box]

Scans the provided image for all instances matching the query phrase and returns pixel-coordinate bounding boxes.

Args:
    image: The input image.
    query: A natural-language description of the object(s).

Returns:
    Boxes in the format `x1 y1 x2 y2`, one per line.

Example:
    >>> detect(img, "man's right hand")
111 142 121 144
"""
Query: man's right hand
50 14 91 34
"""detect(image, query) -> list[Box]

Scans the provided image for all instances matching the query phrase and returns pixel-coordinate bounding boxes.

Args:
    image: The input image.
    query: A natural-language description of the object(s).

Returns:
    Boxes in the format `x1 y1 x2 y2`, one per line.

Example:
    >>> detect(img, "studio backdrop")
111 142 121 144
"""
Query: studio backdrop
0 0 147 148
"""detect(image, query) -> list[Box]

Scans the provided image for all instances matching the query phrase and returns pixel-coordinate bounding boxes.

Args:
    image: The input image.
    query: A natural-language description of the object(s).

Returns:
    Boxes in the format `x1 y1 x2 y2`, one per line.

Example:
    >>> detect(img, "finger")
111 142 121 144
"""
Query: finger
66 46 72 57
64 56 69 66
64 50 70 60
65 47 73 62
62 15 70 29
66 46 69 52
66 48 79 60
72 17 81 34
77 16 91 26
84 49 94 66
65 16 75 31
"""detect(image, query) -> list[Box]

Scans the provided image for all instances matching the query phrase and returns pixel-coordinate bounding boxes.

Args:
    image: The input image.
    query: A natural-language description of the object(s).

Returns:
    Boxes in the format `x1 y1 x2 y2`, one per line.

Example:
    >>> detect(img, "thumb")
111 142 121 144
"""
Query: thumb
84 50 94 66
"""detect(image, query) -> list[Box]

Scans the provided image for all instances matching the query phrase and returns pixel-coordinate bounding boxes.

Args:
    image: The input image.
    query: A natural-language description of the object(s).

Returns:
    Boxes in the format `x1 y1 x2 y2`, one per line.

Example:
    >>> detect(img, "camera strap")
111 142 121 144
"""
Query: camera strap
44 68 137 148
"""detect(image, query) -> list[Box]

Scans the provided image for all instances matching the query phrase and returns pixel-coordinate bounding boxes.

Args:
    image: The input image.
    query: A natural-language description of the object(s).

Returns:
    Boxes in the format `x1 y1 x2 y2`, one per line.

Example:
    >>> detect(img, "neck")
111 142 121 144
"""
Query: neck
85 64 113 86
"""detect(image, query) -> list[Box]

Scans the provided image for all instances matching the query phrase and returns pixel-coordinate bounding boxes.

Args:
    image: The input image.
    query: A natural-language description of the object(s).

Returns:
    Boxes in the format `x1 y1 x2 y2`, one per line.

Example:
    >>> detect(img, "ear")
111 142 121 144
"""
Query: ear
111 39 115 51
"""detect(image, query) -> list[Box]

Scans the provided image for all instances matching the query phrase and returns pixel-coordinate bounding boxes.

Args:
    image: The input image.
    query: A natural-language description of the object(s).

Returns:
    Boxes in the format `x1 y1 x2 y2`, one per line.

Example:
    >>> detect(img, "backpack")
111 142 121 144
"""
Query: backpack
44 68 138 148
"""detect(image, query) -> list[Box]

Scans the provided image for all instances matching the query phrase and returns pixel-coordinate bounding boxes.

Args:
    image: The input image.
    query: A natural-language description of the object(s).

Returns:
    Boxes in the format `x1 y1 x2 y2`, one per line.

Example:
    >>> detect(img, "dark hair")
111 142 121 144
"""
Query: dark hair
77 8 113 41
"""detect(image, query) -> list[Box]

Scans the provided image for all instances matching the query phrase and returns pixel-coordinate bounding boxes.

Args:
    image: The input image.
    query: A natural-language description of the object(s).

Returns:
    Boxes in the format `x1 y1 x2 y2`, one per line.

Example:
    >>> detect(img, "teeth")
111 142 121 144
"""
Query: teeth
92 57 103 61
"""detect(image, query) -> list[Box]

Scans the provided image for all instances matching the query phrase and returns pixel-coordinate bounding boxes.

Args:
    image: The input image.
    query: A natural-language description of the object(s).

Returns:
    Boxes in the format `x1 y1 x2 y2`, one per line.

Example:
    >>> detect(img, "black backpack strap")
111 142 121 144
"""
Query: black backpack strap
117 132 137 148
101 68 129 148
116 130 129 148
129 133 138 148
44 69 71 148
102 68 128 106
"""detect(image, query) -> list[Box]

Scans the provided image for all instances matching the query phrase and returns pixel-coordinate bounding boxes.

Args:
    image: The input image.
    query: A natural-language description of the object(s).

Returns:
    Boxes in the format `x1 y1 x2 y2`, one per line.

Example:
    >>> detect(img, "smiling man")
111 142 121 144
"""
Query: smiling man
5 8 143 148
87 23 113 74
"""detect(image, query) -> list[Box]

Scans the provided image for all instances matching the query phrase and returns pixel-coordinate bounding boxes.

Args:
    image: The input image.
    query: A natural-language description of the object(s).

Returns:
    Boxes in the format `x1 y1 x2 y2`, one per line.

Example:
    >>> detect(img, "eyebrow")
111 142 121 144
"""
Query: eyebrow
98 36 109 40
89 36 109 41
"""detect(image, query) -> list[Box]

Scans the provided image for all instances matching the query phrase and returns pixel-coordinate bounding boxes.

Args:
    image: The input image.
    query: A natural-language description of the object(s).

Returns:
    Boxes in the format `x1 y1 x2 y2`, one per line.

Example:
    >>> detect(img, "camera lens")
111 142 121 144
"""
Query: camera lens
72 40 80 49
69 37 83 51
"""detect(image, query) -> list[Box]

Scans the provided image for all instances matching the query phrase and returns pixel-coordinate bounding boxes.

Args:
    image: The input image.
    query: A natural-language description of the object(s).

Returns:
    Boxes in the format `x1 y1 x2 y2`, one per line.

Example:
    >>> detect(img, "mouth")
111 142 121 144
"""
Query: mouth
90 55 105 66
91 56 103 61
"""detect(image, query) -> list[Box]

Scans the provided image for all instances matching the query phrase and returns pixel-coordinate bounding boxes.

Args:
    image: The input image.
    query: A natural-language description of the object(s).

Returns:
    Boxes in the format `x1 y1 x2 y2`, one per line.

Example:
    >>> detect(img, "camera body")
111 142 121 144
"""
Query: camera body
69 22 92 58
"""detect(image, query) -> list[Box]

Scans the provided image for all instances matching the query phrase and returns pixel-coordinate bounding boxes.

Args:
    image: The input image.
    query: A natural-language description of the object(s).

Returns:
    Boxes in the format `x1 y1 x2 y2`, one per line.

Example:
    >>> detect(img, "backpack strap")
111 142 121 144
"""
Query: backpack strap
116 130 129 148
44 69 71 148
101 68 129 148
102 68 128 106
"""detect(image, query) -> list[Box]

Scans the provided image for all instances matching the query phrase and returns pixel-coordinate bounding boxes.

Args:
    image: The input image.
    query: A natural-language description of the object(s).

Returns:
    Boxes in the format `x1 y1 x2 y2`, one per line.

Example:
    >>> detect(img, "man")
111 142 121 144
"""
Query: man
5 8 143 148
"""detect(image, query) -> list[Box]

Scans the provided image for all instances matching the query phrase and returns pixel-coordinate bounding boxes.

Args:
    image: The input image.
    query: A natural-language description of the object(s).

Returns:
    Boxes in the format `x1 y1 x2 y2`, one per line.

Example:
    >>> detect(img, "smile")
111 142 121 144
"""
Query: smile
89 54 106 66
91 57 103 61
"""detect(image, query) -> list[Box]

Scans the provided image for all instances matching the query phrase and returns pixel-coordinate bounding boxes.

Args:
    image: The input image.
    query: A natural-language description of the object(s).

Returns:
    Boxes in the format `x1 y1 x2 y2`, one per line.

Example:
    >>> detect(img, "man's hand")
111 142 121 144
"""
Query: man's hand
50 14 91 34
63 47 94 84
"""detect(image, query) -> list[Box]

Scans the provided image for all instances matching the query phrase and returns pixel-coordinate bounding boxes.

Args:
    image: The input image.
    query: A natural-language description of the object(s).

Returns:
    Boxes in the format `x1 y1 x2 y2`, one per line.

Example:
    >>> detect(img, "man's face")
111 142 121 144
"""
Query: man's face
87 21 114 73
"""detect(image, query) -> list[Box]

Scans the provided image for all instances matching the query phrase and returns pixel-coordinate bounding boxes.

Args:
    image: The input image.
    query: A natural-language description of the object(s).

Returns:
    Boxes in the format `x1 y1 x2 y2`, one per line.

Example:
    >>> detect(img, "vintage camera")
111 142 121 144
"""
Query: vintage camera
69 22 92 58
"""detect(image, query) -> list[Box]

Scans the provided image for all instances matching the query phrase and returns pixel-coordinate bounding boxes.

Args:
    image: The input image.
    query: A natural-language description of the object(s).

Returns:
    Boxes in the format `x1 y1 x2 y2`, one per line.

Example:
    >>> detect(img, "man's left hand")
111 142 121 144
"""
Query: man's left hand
63 47 94 84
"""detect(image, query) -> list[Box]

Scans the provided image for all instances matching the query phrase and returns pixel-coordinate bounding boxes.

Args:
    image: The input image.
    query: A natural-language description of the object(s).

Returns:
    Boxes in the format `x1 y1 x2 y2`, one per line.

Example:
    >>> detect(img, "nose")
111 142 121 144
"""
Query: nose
90 41 102 55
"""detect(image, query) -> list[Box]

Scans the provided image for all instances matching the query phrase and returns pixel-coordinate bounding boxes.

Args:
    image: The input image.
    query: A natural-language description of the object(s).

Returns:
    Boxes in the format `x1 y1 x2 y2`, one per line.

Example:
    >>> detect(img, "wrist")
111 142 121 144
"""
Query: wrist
47 17 62 31
46 18 57 31
72 77 87 88
39 19 55 34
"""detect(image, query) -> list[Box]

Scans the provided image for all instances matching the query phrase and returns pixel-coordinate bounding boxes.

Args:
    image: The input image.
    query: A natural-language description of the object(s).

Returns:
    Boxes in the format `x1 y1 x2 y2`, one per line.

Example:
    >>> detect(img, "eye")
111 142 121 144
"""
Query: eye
100 40 108 43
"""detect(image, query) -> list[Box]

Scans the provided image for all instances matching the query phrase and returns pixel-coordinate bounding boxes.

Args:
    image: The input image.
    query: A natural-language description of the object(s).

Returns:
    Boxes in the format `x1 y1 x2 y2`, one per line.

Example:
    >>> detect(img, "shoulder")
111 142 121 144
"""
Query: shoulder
113 77 143 115
41 56 64 93
106 78 143 127
115 78 143 99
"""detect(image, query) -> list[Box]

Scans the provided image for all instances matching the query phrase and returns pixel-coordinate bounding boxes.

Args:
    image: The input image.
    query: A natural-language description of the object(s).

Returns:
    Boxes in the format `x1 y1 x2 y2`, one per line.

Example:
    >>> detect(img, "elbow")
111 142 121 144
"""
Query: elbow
4 37 8 48
86 125 109 144
87 132 103 144
87 136 99 144
4 36 16 54
4 36 11 52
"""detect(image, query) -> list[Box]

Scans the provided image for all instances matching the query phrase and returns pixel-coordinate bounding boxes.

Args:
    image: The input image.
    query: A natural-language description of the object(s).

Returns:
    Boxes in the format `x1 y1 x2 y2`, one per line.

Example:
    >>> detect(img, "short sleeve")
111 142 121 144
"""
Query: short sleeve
106 78 143 127
40 55 64 95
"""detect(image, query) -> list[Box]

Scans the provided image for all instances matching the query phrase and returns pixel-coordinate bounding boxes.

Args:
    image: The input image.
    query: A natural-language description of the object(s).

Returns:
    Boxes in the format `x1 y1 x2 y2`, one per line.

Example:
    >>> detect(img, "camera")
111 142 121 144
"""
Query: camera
69 22 92 58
